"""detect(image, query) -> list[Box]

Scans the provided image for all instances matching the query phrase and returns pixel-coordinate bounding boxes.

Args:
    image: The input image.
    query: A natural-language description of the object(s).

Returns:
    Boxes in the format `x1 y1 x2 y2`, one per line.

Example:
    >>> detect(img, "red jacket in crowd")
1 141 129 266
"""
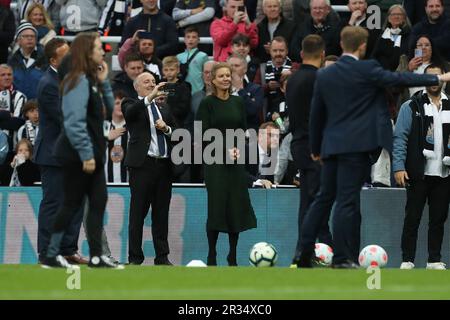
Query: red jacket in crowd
210 16 258 62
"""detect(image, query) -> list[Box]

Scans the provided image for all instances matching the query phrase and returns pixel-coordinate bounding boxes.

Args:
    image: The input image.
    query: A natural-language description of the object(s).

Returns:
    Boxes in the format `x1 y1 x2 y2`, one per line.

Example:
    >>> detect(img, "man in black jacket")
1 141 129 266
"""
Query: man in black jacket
290 0 341 62
286 35 332 266
122 72 176 265
112 53 145 99
257 0 296 62
120 0 178 59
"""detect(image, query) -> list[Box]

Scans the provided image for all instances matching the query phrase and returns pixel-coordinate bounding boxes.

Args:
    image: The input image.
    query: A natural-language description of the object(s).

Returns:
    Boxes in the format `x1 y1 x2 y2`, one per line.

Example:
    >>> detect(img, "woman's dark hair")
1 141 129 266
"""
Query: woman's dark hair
61 32 100 93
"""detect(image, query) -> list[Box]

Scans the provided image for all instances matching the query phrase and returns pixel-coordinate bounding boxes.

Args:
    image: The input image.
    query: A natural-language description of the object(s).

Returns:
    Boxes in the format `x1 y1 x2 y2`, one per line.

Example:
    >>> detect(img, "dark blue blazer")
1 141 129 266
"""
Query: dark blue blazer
33 67 63 167
309 55 439 158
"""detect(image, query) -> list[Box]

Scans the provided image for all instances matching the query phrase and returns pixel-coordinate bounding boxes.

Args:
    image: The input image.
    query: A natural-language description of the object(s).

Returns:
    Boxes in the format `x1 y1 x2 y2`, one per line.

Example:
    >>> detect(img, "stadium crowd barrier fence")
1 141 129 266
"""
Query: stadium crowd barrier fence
0 186 448 267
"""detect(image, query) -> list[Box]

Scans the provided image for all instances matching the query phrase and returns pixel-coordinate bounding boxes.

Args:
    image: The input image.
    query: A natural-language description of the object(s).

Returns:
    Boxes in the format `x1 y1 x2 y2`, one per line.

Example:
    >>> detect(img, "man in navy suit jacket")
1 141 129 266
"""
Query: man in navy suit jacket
297 26 450 268
33 39 87 264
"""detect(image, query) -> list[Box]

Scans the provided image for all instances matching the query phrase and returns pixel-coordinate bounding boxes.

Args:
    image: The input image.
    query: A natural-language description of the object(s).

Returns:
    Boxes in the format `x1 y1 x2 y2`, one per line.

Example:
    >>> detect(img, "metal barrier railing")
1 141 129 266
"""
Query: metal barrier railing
60 36 213 44
10 2 350 45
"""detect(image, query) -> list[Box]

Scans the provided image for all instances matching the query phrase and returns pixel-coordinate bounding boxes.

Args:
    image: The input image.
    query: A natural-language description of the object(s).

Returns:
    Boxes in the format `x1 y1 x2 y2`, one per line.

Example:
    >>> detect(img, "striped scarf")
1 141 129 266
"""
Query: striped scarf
421 92 450 166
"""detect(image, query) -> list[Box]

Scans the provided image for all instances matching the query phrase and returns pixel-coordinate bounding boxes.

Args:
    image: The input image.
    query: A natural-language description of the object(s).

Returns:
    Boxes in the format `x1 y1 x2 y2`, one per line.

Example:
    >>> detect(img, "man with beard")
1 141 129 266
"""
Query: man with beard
393 64 450 270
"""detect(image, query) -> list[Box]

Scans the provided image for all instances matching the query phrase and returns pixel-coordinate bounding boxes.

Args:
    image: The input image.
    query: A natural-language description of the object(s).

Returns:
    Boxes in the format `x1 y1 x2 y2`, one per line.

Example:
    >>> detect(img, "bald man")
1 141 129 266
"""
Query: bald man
121 72 177 265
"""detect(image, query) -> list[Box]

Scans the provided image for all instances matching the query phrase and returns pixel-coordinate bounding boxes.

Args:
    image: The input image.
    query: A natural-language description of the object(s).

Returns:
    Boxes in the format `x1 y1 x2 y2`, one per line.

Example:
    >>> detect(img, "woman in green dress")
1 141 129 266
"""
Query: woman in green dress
196 62 257 266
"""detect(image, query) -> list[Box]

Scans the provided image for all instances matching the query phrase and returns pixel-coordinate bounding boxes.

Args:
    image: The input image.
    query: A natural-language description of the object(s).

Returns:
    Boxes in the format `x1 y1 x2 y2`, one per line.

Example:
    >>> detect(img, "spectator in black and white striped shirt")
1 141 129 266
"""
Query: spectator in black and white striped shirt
105 90 128 183
264 36 295 116
17 99 39 145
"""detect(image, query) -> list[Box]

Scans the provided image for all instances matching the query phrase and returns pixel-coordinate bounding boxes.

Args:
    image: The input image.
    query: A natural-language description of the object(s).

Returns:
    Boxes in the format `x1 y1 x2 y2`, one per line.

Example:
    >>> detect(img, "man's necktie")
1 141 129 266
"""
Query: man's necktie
150 102 166 156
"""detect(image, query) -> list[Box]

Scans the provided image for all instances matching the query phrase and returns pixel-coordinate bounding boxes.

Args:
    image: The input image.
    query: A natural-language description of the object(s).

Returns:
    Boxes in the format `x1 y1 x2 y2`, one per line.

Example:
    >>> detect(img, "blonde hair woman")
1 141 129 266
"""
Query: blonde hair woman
25 3 56 46
196 62 257 266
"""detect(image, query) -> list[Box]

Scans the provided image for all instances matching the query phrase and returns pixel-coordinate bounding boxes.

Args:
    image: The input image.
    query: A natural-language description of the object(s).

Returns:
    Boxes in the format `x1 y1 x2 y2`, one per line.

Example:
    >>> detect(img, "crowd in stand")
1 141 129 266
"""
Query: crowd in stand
1 0 450 187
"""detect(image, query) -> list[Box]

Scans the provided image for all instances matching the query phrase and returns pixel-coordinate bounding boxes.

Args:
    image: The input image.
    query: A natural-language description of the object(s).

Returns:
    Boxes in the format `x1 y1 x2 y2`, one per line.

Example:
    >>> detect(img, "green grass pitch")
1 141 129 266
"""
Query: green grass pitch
1 265 450 299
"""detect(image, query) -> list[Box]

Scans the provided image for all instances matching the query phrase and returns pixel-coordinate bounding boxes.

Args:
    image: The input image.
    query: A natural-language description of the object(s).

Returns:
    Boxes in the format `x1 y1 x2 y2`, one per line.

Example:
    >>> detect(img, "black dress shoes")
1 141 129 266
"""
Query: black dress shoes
154 258 173 266
331 260 360 269
294 251 314 268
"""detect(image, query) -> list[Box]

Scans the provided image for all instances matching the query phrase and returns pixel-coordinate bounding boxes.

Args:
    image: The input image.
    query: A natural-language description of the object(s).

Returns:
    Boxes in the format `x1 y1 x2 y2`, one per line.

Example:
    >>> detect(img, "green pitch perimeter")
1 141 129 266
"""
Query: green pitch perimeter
1 265 450 299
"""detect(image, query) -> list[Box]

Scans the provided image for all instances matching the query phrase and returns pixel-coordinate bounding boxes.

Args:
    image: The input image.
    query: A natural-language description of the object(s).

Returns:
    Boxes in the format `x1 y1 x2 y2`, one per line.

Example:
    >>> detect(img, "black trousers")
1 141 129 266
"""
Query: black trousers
401 175 450 263
300 153 369 264
128 156 172 264
291 143 333 259
52 164 107 257
294 162 333 256
37 165 84 259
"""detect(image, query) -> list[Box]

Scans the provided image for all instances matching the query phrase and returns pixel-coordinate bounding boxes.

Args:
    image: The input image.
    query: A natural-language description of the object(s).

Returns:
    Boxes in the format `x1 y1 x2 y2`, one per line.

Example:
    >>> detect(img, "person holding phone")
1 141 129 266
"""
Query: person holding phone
210 0 258 62
121 72 177 266
405 35 449 97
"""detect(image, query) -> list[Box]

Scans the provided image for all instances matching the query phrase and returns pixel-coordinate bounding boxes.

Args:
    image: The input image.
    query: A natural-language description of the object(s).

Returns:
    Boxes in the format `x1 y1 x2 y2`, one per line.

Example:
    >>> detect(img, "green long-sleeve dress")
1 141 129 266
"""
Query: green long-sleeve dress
196 95 257 233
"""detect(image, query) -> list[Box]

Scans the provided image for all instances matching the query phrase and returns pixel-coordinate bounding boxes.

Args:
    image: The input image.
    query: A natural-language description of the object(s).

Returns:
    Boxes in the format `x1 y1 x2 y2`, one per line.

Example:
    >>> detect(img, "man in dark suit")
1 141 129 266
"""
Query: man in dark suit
287 35 332 266
297 26 450 268
33 38 87 264
122 72 176 265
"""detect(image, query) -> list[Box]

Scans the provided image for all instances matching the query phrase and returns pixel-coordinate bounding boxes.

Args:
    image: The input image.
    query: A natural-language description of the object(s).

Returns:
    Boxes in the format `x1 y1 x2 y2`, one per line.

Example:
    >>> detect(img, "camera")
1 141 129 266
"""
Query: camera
163 83 176 96
238 5 245 12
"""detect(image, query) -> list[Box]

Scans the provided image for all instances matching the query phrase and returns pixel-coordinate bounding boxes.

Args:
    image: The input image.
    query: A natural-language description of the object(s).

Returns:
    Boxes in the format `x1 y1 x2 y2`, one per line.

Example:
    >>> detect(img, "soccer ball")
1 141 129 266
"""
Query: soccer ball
358 245 388 268
249 242 278 267
314 243 333 266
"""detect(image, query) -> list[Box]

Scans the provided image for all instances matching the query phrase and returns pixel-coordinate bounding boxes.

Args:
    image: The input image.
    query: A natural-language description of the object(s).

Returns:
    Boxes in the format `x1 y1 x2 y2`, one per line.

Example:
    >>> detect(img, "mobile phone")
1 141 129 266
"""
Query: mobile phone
163 83 176 96
238 5 245 12
414 48 423 58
